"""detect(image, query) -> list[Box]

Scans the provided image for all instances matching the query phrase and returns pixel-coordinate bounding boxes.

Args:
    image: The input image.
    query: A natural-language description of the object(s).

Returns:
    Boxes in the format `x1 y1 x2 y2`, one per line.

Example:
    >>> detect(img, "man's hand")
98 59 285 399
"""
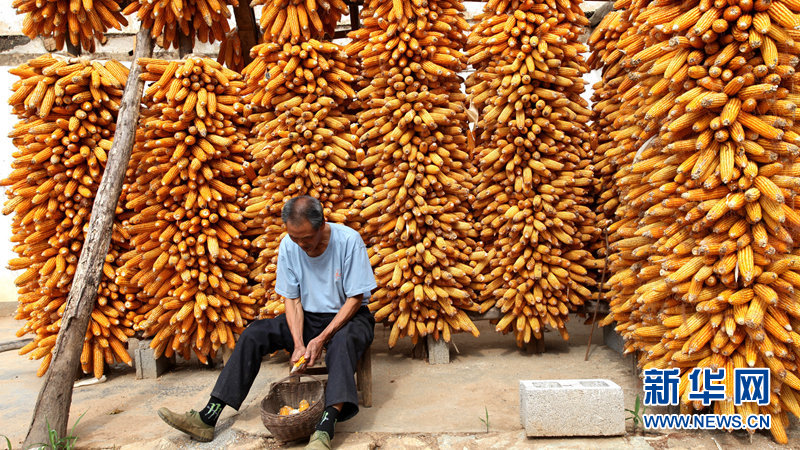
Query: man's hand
304 336 326 368
291 346 307 371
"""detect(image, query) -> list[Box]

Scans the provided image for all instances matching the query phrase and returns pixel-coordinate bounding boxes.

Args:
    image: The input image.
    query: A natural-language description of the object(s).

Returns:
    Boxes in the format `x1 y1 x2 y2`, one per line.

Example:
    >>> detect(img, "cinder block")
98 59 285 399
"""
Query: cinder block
426 335 450 364
134 339 174 379
603 324 625 355
127 337 140 367
519 379 624 437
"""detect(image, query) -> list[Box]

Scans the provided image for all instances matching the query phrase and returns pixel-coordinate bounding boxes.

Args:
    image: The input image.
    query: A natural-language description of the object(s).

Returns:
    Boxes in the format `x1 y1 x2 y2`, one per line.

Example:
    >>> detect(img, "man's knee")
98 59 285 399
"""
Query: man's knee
236 317 288 350
328 322 371 355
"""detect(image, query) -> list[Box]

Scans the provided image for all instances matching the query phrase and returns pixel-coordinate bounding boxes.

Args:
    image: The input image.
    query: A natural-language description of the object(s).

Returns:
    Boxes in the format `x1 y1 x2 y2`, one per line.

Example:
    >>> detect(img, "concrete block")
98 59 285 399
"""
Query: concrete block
519 379 624 437
426 335 449 364
127 337 139 368
603 324 625 355
134 339 174 379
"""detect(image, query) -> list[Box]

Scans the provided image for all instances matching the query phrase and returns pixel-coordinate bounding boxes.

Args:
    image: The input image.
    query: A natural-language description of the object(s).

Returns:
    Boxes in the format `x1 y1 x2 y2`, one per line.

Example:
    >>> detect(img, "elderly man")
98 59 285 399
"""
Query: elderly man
158 195 377 449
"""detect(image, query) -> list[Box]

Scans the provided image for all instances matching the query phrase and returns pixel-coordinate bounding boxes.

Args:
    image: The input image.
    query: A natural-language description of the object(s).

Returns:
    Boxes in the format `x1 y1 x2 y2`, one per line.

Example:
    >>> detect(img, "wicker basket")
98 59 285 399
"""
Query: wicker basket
260 374 325 443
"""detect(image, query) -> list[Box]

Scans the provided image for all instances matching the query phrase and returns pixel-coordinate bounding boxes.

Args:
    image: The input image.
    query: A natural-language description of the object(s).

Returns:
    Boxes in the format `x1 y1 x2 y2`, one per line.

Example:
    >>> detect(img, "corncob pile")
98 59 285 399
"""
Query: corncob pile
346 0 481 347
5 55 134 378
241 39 364 317
592 0 800 443
251 0 348 43
12 0 128 53
122 0 236 50
118 57 256 362
465 0 596 347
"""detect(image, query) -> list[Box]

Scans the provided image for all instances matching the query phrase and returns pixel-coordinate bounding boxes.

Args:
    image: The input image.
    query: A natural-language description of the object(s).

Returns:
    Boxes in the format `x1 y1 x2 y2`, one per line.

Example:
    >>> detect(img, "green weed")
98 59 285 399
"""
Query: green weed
479 406 490 433
625 394 647 434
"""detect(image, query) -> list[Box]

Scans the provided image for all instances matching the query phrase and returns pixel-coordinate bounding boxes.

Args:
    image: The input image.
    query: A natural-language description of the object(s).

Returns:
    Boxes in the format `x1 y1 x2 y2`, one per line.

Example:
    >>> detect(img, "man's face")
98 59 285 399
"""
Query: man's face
286 219 324 256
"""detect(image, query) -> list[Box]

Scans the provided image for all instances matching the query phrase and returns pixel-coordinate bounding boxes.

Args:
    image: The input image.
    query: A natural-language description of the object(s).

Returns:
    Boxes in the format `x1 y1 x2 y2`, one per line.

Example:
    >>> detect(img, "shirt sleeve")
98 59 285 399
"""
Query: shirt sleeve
275 238 300 299
343 234 377 298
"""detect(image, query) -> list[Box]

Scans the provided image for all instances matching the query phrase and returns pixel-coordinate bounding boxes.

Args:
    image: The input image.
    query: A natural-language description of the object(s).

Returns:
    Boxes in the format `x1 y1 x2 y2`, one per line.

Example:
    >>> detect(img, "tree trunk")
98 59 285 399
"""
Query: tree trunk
233 1 259 66
23 26 154 449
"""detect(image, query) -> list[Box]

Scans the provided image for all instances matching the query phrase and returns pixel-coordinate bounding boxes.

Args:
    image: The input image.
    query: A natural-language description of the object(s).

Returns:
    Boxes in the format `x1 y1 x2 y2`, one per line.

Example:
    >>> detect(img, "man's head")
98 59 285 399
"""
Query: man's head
282 196 326 255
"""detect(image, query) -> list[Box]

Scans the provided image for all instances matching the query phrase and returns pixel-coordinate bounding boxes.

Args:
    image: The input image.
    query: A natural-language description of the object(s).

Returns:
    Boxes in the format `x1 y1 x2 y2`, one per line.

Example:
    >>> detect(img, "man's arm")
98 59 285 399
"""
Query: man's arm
284 296 306 365
303 294 363 367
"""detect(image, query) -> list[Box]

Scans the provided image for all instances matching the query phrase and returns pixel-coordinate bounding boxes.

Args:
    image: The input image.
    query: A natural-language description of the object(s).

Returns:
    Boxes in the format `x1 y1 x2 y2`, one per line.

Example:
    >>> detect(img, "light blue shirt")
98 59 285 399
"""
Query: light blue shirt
275 223 377 313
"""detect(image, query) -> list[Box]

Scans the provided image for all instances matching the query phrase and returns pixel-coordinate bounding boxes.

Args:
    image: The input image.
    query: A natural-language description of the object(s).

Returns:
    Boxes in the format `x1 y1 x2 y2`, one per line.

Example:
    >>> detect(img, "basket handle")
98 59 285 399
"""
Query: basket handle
271 373 324 389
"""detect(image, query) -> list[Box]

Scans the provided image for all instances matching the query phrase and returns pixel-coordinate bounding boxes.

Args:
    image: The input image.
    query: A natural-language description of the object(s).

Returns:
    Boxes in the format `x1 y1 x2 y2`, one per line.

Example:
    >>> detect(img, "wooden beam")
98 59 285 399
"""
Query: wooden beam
23 25 154 449
348 1 360 32
233 0 260 66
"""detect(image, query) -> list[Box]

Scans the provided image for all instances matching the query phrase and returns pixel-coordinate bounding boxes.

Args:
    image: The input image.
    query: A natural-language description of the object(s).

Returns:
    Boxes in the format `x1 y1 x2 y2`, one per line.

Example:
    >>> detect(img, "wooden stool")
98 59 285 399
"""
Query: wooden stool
305 345 372 407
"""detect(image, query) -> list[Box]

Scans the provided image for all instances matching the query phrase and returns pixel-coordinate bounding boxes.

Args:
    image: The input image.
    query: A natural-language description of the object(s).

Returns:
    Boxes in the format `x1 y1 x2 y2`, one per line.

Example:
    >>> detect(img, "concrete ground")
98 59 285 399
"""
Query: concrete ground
1 311 798 449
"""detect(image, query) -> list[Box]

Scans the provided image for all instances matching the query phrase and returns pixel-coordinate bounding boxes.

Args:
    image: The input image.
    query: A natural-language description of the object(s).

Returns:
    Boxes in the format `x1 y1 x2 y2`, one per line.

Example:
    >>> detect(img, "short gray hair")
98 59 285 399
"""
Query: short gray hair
281 196 324 230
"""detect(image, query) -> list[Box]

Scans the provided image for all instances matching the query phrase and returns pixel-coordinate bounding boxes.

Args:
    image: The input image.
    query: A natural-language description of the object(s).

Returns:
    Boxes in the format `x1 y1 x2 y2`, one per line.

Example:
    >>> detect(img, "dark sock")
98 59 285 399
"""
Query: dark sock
315 406 340 438
199 396 225 426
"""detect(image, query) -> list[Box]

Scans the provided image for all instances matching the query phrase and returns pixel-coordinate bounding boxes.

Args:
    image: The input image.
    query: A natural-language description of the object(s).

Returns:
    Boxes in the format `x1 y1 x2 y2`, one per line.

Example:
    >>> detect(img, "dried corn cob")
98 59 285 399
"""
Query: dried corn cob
119 57 255 362
12 0 128 53
122 0 236 50
250 0 347 44
592 0 800 443
241 39 364 316
6 55 133 378
465 0 597 347
218 29 246 72
346 0 481 347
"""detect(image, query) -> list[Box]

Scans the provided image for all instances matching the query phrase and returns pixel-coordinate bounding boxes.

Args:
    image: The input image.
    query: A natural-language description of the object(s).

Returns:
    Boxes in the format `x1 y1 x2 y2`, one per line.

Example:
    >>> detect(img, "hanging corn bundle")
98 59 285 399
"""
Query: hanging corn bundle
118 57 256 362
251 0 349 43
593 0 800 443
241 39 364 317
122 0 236 50
346 0 481 347
586 4 637 280
240 0 361 317
12 0 128 53
465 0 596 347
5 55 134 378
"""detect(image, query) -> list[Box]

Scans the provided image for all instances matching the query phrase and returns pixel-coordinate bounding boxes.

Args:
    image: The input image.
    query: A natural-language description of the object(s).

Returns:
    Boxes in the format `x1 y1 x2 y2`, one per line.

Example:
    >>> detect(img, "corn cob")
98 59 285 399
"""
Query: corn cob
119 57 255 362
12 0 128 53
6 55 133 378
465 0 596 347
346 0 481 347
122 0 236 50
592 0 800 443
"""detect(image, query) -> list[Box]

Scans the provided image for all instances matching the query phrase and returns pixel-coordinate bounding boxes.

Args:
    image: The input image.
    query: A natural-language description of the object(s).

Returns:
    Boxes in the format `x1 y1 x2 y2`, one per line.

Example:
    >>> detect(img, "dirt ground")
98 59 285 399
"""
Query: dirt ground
1 312 799 449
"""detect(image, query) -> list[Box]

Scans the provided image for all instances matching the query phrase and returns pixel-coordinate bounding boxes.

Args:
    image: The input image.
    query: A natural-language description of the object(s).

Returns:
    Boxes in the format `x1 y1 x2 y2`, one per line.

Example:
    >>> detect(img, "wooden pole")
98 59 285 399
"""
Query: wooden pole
23 26 154 449
584 228 609 361
66 40 81 57
179 31 193 58
233 0 260 66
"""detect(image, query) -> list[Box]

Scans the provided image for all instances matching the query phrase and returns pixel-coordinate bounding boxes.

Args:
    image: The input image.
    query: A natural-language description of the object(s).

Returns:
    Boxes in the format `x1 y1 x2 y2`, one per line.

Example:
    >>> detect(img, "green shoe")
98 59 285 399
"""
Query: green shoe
304 430 332 450
157 407 214 442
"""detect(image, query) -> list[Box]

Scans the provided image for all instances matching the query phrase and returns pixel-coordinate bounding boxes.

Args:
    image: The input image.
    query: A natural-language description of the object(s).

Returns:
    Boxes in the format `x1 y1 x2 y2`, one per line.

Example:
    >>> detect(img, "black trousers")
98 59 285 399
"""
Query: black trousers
211 306 375 422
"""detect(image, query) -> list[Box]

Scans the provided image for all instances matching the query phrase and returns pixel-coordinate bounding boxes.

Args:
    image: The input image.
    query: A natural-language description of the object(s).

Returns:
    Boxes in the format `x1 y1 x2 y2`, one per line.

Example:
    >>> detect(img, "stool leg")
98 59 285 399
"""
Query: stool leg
356 346 372 407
